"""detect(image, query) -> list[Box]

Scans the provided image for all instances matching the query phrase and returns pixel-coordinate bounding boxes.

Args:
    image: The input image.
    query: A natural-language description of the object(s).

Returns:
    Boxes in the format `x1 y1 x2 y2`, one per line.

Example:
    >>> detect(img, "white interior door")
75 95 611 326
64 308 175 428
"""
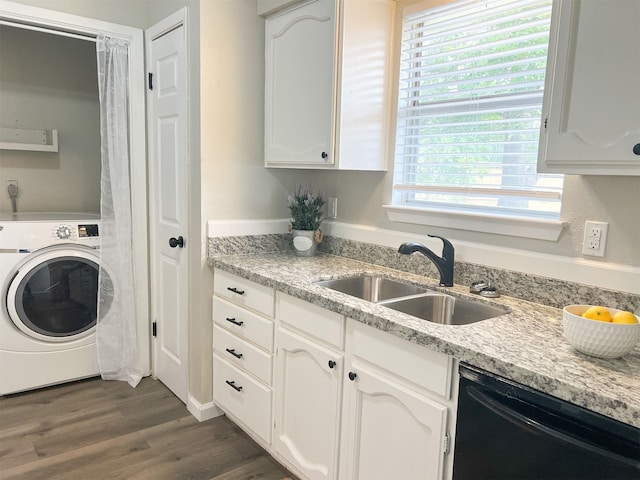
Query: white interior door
147 9 188 403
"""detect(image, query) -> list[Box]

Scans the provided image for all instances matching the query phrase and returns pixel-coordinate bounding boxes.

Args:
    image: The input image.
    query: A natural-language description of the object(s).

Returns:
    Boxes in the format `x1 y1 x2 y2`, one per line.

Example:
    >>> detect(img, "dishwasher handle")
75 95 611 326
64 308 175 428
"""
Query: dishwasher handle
467 385 640 469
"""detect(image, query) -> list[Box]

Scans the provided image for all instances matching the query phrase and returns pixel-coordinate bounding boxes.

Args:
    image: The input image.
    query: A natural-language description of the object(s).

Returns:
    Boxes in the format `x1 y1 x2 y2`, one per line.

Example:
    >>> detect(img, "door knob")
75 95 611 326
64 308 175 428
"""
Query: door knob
169 236 184 248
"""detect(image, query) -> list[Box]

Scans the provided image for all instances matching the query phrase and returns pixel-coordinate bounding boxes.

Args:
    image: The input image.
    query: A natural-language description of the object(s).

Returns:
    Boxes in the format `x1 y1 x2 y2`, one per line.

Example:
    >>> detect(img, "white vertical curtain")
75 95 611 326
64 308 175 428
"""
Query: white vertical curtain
96 35 142 388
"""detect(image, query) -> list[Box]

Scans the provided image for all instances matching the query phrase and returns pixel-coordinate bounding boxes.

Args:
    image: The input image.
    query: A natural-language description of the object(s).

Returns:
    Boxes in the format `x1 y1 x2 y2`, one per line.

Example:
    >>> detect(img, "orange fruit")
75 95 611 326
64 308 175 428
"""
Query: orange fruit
612 310 638 324
582 306 612 322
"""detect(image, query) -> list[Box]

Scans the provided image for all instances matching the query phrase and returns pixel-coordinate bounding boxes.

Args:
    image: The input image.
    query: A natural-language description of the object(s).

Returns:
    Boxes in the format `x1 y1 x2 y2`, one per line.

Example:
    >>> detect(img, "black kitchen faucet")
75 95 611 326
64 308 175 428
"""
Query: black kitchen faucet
398 235 455 287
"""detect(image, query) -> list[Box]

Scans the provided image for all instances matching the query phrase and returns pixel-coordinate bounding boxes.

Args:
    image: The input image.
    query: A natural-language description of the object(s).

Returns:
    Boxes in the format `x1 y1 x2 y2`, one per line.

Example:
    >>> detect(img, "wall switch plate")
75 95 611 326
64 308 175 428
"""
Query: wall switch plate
582 221 608 257
327 197 337 219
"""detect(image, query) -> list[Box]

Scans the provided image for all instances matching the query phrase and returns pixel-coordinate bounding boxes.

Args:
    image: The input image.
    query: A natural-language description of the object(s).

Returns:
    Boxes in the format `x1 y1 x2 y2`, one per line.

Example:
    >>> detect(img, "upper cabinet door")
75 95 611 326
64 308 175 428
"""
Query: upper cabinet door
265 0 337 167
538 0 640 175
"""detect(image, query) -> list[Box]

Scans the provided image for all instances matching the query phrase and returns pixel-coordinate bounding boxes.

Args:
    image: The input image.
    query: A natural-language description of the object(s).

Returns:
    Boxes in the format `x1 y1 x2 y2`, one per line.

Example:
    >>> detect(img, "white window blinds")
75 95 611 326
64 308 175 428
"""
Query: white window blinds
393 0 562 220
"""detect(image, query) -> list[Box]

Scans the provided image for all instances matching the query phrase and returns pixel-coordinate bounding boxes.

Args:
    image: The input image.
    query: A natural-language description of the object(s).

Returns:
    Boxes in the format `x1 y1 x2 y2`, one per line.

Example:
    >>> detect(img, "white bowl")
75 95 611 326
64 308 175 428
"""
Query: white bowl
563 305 640 358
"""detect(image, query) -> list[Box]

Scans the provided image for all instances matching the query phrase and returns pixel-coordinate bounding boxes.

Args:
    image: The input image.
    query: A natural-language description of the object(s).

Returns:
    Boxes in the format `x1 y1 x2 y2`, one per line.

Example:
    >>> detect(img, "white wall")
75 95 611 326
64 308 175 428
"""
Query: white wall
200 1 299 224
8 0 148 27
0 25 101 214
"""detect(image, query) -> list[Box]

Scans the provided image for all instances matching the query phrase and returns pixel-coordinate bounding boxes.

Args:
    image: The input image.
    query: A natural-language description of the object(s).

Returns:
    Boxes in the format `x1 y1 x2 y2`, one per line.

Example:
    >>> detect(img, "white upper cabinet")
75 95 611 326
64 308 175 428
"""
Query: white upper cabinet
264 0 393 170
265 0 335 167
538 0 640 175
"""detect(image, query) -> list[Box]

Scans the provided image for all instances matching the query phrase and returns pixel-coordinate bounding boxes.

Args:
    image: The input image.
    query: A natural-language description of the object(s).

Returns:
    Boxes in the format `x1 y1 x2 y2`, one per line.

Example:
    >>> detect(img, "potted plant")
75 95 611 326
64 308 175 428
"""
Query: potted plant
288 184 325 256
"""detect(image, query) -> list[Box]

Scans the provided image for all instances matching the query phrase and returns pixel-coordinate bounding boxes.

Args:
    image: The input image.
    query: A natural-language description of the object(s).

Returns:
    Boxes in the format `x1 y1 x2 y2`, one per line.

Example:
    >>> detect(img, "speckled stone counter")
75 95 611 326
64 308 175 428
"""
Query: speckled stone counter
211 251 640 428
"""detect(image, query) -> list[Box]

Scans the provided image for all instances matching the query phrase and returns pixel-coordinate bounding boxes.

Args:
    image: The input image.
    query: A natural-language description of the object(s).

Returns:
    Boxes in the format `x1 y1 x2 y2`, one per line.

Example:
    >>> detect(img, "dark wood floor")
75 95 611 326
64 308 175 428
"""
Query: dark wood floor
0 377 295 480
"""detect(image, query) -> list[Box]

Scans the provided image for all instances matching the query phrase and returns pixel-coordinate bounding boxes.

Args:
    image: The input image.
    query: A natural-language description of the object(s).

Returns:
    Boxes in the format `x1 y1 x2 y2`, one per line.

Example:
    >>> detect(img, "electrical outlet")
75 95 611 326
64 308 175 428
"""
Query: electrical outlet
582 221 608 257
328 197 338 219
586 237 600 250
587 225 601 238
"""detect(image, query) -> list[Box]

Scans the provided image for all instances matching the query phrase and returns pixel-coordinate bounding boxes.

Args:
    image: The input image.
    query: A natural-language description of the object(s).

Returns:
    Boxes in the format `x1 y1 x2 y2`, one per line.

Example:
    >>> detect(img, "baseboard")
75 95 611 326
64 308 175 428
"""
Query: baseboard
187 394 224 422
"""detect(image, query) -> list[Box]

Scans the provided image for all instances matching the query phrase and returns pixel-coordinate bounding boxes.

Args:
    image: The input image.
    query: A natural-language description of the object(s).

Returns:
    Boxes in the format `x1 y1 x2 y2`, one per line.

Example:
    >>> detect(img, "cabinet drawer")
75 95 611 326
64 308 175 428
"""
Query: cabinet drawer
212 297 274 352
214 269 274 317
213 354 272 444
348 319 452 399
277 293 344 349
213 325 272 385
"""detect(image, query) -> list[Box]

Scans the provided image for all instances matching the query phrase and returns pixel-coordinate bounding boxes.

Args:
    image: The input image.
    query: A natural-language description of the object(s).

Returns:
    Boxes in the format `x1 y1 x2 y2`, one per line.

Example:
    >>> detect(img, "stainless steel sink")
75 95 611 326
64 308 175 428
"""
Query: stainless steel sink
381 294 508 325
315 274 508 325
315 275 429 303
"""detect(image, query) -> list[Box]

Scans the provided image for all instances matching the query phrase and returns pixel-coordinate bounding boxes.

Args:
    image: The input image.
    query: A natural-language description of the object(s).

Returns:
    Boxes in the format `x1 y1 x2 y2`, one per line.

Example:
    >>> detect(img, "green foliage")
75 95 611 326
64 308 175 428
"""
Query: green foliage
288 184 325 231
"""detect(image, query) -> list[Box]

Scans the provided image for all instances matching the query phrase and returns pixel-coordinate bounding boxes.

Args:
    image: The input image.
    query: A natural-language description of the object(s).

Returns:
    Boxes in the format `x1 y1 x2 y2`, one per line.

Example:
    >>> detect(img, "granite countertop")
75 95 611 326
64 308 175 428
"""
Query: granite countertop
211 252 640 428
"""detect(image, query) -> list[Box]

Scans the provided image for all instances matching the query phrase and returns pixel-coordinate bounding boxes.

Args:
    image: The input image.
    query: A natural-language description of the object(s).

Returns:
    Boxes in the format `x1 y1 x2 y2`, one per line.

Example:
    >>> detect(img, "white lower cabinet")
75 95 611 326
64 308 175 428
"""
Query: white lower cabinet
339 320 452 480
212 353 272 443
273 293 345 480
212 270 275 445
272 294 454 480
273 327 343 480
213 279 455 480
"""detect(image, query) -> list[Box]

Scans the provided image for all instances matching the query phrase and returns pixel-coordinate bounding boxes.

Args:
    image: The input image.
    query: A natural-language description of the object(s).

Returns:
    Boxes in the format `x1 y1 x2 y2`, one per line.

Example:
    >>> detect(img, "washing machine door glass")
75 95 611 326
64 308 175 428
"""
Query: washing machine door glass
8 251 109 341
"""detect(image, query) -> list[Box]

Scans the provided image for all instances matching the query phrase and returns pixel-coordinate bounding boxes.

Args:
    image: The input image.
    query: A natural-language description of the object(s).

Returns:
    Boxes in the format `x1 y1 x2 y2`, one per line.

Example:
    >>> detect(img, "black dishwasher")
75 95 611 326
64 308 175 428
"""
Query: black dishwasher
453 364 640 480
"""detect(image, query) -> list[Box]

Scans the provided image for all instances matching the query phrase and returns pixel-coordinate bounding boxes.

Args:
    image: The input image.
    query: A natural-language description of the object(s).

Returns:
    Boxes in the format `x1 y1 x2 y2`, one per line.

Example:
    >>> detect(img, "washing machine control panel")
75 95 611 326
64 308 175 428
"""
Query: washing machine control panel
52 224 99 240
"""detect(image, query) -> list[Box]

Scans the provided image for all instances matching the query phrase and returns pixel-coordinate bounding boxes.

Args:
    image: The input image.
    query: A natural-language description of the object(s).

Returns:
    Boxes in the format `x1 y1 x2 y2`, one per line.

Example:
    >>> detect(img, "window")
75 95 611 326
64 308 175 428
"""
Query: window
392 0 563 226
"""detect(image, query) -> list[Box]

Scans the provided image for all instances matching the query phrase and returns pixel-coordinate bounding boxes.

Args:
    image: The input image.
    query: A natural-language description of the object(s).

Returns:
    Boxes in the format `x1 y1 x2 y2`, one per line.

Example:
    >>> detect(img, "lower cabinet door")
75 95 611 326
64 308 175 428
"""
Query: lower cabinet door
273 327 343 480
340 361 448 480
213 353 272 444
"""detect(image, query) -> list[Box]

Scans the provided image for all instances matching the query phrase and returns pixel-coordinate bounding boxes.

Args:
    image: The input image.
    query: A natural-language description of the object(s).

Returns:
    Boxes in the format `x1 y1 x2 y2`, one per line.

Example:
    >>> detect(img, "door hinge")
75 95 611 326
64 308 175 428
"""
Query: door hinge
148 72 153 90
443 432 451 455
152 321 157 337
544 116 548 130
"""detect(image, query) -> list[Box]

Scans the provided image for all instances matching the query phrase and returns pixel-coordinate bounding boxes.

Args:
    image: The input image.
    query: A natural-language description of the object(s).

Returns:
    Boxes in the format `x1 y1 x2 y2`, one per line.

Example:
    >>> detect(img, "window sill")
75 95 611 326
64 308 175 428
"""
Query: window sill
383 205 567 241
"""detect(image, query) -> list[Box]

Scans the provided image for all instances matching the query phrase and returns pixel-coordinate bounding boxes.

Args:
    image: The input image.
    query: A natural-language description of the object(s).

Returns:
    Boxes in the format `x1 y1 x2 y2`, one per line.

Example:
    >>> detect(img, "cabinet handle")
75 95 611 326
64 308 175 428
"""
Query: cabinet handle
227 287 245 295
633 143 640 155
225 380 243 392
321 151 328 159
225 317 244 327
328 360 336 369
348 371 357 381
226 348 243 359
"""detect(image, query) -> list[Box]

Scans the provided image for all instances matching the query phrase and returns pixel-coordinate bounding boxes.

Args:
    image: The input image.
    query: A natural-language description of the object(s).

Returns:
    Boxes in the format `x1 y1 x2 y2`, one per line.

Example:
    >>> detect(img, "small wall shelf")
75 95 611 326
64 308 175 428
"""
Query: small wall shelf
0 127 59 152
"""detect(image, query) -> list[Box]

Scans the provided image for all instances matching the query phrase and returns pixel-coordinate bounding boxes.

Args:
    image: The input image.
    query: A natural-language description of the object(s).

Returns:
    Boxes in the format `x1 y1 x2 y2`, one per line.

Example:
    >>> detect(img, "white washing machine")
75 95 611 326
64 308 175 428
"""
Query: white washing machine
0 213 108 395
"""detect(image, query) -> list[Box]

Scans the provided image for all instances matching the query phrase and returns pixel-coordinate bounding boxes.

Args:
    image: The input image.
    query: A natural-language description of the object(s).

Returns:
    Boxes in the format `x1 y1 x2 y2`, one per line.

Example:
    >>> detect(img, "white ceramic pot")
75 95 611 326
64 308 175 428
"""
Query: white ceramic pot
291 229 320 257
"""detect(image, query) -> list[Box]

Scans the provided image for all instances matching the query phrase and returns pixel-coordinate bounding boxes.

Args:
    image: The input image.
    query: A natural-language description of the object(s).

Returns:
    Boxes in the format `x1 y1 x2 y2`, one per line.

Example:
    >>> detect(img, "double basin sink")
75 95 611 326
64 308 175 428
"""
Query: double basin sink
315 275 508 325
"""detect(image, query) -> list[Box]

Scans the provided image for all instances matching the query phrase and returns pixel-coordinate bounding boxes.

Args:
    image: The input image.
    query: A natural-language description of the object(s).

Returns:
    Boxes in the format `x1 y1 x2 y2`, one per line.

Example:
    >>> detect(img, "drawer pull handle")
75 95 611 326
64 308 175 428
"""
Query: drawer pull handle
328 360 336 369
227 287 245 295
348 371 357 381
225 317 244 327
225 380 243 392
226 348 243 359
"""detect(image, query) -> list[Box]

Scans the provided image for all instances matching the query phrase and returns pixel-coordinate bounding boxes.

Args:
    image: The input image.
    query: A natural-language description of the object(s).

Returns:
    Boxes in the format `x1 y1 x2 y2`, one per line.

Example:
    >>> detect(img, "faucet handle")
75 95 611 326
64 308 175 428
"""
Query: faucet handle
427 234 454 257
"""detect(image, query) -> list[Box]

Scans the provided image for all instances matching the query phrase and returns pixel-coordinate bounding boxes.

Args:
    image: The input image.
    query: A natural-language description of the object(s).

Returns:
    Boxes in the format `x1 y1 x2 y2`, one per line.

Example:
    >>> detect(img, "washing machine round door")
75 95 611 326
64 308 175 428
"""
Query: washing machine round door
6 246 110 342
